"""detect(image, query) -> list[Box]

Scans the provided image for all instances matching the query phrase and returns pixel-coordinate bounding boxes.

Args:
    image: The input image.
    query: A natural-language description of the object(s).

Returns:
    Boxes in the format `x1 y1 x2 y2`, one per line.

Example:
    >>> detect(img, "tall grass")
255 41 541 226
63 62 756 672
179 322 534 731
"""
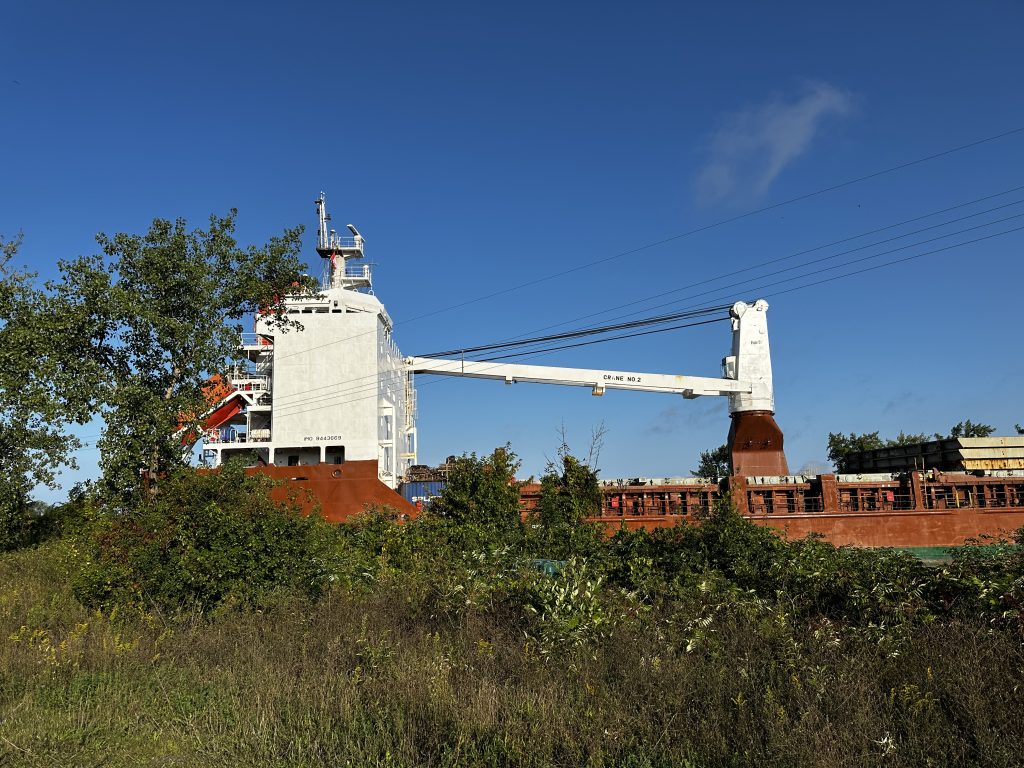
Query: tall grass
1 534 1022 768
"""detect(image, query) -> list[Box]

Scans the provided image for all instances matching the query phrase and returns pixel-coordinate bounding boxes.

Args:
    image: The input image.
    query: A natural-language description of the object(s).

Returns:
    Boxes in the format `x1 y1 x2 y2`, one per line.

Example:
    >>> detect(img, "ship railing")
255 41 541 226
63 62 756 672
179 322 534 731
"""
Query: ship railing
327 235 361 249
321 264 372 290
227 369 270 392
973 491 1024 508
921 488 1024 510
206 430 271 444
240 333 273 347
582 488 1024 518
835 493 915 513
595 504 709 518
205 431 247 444
345 264 370 279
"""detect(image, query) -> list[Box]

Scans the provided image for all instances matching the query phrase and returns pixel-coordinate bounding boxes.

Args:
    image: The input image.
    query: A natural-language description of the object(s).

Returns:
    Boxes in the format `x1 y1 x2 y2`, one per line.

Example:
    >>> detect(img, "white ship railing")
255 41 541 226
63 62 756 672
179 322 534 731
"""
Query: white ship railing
240 333 273 347
206 431 271 444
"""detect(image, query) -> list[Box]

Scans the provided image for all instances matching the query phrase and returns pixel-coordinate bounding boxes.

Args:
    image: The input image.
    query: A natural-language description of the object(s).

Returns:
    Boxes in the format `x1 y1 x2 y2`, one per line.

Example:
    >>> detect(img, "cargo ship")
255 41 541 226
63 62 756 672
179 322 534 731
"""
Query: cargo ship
197 196 1024 546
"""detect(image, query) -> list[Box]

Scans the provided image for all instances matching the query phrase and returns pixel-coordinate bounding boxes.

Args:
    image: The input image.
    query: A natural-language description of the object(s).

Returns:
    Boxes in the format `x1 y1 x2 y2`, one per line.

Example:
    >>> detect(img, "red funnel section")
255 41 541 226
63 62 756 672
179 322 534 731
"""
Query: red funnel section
728 411 789 476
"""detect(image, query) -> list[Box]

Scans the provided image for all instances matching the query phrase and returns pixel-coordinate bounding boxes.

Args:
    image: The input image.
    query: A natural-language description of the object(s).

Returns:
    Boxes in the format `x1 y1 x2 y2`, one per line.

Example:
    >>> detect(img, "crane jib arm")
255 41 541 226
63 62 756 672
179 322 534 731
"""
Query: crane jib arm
404 357 751 398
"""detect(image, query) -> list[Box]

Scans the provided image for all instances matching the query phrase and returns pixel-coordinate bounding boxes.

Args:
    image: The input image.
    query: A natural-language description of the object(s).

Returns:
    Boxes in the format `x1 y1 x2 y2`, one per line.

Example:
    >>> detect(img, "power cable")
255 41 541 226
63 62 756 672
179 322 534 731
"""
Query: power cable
271 221 1024 421
482 184 1024 344
395 126 1024 323
268 183 1024 407
268 207 1024 416
417 305 731 359
266 126 1024 367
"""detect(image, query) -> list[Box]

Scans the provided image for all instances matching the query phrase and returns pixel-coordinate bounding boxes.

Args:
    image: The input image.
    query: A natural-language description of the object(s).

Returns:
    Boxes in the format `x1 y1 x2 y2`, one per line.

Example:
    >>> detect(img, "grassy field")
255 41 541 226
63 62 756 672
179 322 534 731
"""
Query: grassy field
2 534 1023 768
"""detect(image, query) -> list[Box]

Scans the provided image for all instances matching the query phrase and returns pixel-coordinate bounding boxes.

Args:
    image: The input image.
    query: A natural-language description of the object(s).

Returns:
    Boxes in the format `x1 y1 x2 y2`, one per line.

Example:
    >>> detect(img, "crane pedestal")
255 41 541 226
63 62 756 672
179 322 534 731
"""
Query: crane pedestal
728 410 789 477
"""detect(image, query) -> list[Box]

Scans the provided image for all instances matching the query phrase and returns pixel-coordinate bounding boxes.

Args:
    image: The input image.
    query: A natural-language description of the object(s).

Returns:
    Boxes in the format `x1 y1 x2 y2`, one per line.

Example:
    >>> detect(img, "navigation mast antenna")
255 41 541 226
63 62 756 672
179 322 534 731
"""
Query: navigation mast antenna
313 191 371 292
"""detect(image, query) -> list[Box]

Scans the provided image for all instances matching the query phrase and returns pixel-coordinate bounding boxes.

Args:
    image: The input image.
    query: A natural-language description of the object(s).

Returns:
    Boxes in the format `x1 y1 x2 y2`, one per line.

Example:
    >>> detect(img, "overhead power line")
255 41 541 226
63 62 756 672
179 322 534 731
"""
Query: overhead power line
268 193 1024 414
269 182 1024 408
486 183 1024 345
397 125 1024 325
270 220 1024 422
266 127 1024 370
270 217 1024 419
417 305 731 359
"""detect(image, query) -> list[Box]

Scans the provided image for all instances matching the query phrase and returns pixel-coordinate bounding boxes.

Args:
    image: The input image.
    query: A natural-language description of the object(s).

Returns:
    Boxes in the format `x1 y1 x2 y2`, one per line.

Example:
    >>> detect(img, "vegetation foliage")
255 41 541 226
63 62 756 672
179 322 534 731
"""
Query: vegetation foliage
827 420 1001 472
691 443 731 480
70 461 341 612
3 213 1023 766
2 442 1023 766
0 233 87 550
1 214 317 514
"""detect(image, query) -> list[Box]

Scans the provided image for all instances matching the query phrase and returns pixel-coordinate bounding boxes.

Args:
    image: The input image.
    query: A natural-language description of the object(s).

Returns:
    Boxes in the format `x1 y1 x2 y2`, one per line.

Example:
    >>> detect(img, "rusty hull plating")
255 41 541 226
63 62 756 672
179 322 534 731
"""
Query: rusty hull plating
727 410 789 477
247 461 416 523
518 470 1024 548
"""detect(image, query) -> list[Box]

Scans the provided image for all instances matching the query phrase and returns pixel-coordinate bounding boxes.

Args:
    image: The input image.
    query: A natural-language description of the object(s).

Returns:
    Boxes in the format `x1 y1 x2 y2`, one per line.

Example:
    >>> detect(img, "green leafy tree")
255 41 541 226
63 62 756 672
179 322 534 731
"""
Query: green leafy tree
0 233 86 549
827 431 885 473
430 445 524 534
828 430 930 472
49 211 316 500
691 444 731 480
944 420 996 439
889 431 932 445
537 441 603 530
829 421 1000 472
530 434 606 560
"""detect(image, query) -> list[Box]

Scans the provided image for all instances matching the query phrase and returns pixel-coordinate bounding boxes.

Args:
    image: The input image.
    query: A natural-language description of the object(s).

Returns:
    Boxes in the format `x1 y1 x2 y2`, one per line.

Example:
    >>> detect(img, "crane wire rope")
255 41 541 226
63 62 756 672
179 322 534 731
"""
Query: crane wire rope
397 125 1024 325
275 220 1024 420
473 185 1024 346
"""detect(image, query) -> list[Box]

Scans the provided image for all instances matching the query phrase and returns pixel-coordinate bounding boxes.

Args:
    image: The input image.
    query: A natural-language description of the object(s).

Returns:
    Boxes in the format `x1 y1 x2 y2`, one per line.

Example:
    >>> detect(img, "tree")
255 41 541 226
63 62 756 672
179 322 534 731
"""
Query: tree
889 431 932 446
48 211 316 500
945 420 996 439
1016 424 1024 436
531 433 605 559
828 422 999 472
827 431 933 472
691 444 731 481
827 432 885 473
0 232 84 548
430 445 524 534
537 439 603 530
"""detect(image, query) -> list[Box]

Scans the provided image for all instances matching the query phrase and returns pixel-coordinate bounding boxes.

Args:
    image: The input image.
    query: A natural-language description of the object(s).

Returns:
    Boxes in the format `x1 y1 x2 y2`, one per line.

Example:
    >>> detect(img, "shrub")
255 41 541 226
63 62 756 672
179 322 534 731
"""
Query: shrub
429 445 524 537
0 486 30 552
71 461 343 612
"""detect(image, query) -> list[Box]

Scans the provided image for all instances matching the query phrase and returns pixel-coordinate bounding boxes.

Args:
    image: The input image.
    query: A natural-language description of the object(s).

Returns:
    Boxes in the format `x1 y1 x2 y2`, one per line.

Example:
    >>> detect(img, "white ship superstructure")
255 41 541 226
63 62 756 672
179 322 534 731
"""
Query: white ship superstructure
200 194 417 488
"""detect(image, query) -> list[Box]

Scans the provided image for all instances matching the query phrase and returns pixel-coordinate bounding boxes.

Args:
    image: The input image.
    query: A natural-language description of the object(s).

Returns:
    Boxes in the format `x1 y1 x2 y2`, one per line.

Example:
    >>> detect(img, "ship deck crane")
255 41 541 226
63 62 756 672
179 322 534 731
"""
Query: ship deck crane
406 299 789 476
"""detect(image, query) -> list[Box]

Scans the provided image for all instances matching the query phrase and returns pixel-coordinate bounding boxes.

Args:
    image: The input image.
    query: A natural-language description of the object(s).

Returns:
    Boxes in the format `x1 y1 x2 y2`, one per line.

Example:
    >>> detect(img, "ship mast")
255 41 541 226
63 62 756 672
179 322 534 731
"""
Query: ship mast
314 192 370 291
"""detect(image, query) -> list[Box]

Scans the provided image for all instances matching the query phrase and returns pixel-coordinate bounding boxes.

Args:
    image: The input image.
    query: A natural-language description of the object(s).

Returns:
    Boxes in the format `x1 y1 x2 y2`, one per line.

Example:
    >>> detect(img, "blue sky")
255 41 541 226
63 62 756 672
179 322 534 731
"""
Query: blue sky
3 2 1023 499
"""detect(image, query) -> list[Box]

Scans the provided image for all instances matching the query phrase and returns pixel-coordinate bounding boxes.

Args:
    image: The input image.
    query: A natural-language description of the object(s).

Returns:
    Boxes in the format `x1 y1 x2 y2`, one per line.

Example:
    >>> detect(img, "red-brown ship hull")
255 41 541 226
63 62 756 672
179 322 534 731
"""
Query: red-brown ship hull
525 471 1024 547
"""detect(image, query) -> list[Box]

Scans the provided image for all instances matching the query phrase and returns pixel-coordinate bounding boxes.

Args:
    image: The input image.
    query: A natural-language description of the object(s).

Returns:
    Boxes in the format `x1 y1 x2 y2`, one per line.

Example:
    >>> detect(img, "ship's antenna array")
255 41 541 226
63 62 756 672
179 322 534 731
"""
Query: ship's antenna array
314 192 370 292
315 192 342 256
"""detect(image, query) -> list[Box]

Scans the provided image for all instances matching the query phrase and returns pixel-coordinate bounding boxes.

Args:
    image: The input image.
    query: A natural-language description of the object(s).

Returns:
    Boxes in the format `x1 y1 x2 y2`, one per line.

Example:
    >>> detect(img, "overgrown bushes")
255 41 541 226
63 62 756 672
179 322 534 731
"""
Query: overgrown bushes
70 461 343 611
4 443 1024 765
